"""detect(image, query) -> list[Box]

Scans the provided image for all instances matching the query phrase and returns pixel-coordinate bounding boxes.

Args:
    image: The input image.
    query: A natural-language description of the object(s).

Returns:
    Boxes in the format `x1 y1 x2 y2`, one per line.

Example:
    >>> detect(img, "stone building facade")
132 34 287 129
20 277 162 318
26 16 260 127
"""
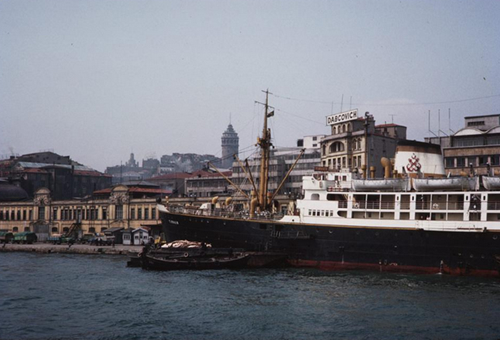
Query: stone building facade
0 185 166 242
320 111 407 178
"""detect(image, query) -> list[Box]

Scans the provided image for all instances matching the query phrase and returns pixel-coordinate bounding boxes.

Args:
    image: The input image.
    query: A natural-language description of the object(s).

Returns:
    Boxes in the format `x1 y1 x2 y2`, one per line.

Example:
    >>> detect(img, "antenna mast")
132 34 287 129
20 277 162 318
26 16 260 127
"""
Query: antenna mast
428 110 438 137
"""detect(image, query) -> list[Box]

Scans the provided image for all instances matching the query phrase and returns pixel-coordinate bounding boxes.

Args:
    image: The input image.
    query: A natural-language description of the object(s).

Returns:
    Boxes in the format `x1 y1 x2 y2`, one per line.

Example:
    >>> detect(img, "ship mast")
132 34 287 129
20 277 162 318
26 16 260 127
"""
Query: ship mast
256 89 274 210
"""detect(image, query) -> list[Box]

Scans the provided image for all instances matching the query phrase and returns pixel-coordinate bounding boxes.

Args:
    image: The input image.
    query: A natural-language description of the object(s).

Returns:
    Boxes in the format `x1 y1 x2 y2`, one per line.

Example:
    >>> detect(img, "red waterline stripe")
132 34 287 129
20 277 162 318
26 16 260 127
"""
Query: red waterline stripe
288 259 500 277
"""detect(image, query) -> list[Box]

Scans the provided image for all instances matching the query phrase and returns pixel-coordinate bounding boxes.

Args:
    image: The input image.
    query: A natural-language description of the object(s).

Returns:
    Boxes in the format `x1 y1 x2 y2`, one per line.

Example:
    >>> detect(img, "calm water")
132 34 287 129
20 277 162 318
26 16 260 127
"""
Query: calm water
1 253 500 340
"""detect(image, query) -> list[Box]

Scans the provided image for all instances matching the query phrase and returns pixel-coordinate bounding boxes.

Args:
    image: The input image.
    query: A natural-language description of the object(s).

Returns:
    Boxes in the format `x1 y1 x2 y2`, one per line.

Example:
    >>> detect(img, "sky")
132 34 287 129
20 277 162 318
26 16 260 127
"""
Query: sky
1 0 499 172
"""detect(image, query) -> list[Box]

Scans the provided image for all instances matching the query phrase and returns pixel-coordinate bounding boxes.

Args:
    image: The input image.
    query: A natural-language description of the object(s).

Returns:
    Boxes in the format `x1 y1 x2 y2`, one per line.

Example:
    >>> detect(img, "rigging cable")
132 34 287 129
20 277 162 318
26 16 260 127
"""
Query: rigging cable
271 93 500 107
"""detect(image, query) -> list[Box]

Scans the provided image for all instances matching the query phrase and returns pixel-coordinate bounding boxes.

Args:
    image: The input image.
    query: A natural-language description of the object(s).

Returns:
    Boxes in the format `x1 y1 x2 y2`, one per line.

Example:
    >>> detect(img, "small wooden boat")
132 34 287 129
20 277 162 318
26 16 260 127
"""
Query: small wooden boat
141 253 250 271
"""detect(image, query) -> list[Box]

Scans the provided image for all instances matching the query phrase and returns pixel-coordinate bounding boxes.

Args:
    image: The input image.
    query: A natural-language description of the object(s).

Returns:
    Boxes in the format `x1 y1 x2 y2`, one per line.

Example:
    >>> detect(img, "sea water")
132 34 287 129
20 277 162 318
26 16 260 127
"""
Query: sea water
1 252 500 340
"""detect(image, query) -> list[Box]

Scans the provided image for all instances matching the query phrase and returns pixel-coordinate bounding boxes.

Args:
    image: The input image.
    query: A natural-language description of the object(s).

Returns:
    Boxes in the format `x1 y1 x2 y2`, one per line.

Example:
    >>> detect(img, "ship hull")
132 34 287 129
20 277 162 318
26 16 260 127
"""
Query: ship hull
161 211 500 277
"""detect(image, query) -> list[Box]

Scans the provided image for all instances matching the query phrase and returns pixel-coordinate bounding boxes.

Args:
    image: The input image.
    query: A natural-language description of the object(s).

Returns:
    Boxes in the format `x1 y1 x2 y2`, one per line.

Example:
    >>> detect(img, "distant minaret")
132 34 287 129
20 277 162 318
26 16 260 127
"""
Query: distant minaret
221 120 239 169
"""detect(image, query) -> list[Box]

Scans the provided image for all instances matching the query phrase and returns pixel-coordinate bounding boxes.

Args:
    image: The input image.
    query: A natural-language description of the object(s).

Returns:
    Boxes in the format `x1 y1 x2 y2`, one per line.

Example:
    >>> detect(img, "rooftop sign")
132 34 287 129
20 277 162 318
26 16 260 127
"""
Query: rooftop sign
326 109 358 126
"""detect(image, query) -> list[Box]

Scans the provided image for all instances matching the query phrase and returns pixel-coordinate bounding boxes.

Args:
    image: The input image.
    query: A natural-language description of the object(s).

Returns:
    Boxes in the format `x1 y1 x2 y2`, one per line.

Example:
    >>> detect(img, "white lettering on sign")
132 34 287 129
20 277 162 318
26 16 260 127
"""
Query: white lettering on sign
326 109 358 126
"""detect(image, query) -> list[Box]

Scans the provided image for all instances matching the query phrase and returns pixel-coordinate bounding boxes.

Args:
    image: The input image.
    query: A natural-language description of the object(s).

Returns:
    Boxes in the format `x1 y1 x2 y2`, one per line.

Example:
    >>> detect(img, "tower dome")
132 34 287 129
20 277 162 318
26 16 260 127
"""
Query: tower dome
221 124 239 169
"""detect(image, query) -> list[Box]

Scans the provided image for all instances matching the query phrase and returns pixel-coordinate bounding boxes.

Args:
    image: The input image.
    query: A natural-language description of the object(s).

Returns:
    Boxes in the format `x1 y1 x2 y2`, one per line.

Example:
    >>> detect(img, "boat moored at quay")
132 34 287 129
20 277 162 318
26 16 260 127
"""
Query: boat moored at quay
159 92 500 277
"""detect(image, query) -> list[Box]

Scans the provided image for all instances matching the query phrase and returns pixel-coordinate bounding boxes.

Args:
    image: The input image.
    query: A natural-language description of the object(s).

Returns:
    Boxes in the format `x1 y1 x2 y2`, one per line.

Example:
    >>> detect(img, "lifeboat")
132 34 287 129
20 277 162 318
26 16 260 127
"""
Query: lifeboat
352 178 411 192
482 176 500 190
412 177 479 191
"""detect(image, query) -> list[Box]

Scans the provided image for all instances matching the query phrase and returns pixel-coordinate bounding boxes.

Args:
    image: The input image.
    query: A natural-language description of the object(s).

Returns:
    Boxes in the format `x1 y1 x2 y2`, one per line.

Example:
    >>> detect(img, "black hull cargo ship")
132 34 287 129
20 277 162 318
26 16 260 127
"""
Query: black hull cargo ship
159 202 500 277
159 92 500 277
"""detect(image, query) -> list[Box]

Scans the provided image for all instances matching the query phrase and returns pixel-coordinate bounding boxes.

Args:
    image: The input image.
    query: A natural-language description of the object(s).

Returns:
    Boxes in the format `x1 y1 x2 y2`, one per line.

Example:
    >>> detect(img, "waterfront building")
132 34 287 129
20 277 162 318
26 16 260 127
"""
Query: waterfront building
221 123 239 169
425 114 500 176
320 110 407 178
0 183 168 242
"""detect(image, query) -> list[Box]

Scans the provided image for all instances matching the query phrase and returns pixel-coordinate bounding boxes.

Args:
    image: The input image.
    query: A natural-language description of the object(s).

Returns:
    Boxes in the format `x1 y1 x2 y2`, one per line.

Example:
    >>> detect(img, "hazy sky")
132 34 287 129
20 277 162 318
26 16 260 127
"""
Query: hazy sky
1 0 499 171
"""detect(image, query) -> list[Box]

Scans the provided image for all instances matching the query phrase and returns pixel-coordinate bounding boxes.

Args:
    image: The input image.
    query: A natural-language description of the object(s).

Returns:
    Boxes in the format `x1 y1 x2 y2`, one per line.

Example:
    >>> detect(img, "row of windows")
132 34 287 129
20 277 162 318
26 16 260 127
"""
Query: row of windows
187 180 229 188
53 208 105 221
323 155 363 169
332 123 352 134
0 210 33 221
453 136 500 147
445 155 500 168
8 227 31 232
308 209 335 217
0 206 158 222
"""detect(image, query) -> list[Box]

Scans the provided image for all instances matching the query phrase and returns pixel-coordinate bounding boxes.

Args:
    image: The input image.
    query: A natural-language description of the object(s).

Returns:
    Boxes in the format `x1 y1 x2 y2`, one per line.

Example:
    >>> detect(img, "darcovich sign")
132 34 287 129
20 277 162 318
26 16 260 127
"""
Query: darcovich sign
326 109 358 126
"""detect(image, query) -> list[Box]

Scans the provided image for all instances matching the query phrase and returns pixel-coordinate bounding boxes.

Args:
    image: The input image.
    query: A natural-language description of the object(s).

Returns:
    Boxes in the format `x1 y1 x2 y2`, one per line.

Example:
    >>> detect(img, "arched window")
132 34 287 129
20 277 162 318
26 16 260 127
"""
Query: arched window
89 227 96 233
342 124 346 133
311 194 320 200
51 227 58 233
322 145 326 155
329 142 345 154
13 227 18 232
347 123 352 132
333 126 337 134
63 227 69 233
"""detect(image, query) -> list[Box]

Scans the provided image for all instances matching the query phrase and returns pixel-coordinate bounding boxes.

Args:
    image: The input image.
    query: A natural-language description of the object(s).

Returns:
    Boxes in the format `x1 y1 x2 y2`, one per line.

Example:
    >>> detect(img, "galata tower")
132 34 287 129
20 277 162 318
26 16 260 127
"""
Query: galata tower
221 123 239 169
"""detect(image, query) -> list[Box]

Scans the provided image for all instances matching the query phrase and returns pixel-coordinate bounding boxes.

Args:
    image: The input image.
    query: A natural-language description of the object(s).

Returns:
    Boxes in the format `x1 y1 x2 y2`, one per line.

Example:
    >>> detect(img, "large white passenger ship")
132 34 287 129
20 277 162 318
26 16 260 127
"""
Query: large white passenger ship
159 92 500 276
